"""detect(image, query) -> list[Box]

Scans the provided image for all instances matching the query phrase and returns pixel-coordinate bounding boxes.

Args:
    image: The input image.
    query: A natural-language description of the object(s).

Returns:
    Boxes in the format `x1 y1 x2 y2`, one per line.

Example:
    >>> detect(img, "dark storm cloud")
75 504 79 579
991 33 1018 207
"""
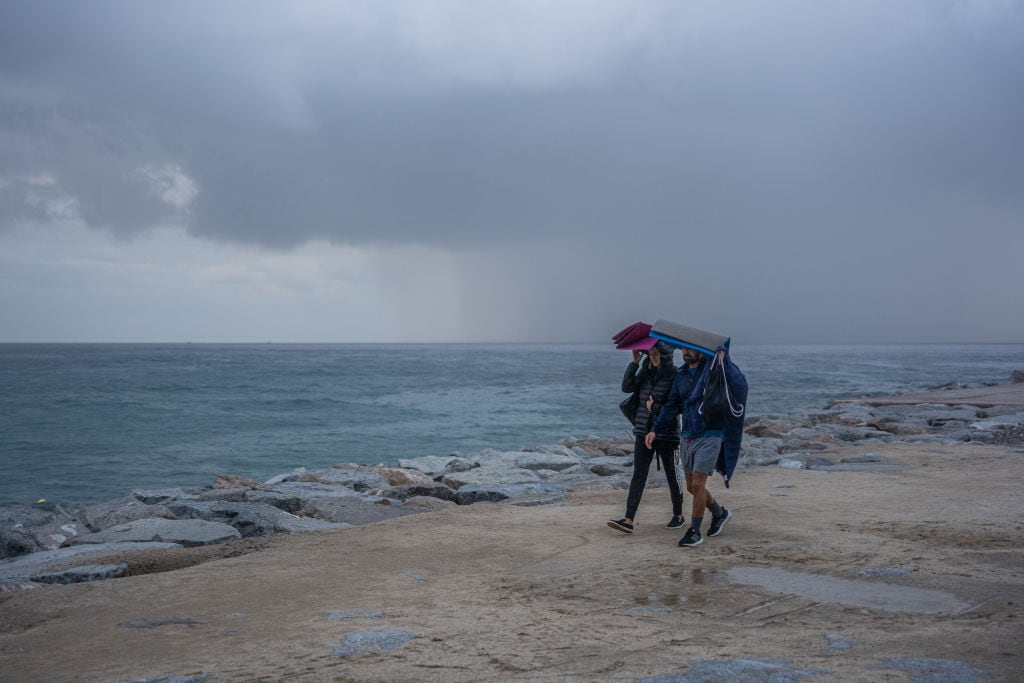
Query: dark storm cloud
2 1 1023 343
3 1 1021 250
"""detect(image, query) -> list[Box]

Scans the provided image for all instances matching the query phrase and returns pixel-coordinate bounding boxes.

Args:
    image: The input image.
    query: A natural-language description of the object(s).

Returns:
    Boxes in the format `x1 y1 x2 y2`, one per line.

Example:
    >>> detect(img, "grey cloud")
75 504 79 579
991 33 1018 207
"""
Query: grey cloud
2 1 1023 343
1 2 1019 249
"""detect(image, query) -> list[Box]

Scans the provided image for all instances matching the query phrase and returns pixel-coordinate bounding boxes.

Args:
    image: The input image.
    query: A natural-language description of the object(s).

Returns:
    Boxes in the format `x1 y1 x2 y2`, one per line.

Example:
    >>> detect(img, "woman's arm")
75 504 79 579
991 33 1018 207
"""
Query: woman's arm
621 350 645 393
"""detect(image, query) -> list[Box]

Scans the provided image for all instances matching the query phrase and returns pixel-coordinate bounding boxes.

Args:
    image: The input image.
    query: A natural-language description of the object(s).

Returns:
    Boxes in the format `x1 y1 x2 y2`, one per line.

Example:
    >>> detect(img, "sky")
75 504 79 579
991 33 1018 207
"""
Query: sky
1 0 1022 344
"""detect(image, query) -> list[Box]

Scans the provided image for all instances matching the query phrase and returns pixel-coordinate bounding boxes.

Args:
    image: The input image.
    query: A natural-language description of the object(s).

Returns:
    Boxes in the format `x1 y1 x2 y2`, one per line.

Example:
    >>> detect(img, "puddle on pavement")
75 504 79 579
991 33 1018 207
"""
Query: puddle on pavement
664 567 706 585
632 593 682 607
726 567 969 614
630 569 708 610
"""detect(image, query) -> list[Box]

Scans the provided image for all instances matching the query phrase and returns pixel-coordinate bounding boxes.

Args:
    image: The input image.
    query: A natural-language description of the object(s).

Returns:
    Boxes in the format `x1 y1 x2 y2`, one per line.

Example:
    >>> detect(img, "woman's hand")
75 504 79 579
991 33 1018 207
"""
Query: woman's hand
632 350 641 364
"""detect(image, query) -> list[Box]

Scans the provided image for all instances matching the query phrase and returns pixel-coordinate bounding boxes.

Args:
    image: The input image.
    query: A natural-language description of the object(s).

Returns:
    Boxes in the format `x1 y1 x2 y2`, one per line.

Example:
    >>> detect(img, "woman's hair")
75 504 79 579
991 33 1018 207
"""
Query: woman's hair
652 340 675 360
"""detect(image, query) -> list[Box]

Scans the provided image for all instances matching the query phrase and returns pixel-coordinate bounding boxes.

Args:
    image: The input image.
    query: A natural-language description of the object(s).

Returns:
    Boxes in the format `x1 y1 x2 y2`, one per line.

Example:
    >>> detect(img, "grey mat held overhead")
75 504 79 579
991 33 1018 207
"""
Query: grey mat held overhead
650 319 729 355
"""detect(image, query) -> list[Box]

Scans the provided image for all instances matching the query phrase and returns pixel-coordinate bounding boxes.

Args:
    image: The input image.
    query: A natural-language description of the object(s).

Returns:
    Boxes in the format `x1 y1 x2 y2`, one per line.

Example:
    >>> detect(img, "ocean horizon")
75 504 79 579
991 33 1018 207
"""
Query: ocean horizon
3 342 1023 506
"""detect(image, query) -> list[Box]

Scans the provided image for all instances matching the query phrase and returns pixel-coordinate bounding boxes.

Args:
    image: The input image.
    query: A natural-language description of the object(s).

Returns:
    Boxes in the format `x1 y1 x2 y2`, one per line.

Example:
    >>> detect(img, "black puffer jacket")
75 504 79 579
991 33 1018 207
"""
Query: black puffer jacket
621 350 681 442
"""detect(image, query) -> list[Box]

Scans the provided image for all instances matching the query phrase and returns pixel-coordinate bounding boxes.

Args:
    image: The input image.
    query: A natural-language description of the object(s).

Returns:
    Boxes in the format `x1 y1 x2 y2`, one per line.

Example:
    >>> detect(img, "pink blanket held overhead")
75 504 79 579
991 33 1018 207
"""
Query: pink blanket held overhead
611 321 658 351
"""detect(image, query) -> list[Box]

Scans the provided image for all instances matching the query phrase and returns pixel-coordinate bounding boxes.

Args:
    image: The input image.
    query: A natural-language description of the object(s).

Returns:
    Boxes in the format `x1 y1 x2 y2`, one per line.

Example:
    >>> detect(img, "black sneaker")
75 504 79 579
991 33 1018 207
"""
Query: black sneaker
679 528 703 547
707 508 732 537
607 518 634 534
665 516 686 529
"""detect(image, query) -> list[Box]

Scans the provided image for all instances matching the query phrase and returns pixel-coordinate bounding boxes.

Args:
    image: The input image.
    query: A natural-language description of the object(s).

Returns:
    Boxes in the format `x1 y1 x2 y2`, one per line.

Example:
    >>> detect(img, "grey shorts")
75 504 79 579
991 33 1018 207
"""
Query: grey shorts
682 437 722 476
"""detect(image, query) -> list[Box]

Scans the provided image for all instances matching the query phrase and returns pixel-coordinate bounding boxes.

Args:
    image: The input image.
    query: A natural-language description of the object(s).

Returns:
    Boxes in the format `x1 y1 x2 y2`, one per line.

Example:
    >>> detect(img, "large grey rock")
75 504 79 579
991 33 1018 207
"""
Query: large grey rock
263 467 308 486
966 430 996 443
396 455 474 477
509 451 581 472
76 496 176 532
296 465 391 492
810 403 876 426
979 405 1024 418
0 529 37 558
744 417 801 439
502 485 569 507
866 417 929 436
441 467 542 490
779 440 834 454
382 484 458 502
256 481 374 505
902 434 958 444
738 442 784 467
568 435 632 455
244 488 307 514
466 449 526 468
523 443 581 459
0 541 182 585
196 487 251 502
0 502 77 555
546 461 588 476
31 563 129 585
453 482 566 505
212 474 263 490
567 445 599 459
401 496 457 511
832 426 898 442
0 502 74 530
587 454 634 468
72 518 241 548
872 404 977 420
368 466 436 487
590 463 629 476
782 424 894 444
742 436 783 452
131 488 198 505
550 469 632 492
840 453 883 464
442 458 477 474
166 501 348 537
915 406 981 425
971 414 1024 430
300 497 420 526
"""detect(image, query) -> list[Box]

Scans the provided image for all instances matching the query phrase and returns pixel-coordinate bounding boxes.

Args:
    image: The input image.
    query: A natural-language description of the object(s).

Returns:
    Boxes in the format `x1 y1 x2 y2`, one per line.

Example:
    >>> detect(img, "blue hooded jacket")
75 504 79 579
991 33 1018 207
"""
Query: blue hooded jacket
652 346 748 487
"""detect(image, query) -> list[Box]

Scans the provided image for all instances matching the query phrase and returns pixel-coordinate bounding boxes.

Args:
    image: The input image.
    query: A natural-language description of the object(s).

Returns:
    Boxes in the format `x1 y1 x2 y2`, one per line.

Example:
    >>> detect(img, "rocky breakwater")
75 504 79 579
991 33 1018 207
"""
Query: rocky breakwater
0 436 637 588
4 375 1023 589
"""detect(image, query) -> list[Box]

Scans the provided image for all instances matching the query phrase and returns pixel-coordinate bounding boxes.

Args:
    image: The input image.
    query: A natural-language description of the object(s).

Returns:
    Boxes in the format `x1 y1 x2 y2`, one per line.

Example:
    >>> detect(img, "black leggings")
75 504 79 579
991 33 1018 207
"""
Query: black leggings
625 434 684 520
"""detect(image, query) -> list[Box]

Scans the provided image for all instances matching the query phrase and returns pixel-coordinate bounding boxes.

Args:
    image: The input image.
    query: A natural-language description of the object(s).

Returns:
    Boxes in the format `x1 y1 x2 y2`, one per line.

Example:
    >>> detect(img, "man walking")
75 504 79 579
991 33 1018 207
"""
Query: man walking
646 345 747 547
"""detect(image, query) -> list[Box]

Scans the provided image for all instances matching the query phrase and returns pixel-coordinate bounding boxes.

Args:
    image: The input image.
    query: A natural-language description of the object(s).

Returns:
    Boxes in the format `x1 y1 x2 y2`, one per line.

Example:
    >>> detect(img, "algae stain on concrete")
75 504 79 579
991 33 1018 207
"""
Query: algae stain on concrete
726 567 970 614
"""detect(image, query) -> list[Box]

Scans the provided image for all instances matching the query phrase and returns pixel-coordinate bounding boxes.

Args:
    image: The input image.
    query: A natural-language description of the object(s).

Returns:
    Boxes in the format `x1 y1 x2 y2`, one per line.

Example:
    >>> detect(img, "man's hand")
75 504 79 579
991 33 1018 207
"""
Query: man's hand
645 431 656 448
716 349 726 362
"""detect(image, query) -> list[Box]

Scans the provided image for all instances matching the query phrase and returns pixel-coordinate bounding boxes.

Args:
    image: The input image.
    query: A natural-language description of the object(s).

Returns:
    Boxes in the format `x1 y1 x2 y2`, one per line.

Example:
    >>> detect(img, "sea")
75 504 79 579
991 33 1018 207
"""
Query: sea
2 343 1023 507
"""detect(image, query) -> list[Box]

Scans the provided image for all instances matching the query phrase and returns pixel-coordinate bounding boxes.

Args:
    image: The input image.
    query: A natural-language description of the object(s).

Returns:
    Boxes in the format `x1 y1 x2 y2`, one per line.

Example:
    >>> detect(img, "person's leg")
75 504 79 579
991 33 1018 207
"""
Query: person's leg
688 437 721 519
680 438 721 547
657 441 684 520
624 434 656 522
690 471 711 519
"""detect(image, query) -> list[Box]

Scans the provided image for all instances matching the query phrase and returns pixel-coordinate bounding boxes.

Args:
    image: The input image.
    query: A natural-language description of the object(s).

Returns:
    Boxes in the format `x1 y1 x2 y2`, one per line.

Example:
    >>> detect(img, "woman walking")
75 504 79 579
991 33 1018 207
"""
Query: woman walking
607 340 684 534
